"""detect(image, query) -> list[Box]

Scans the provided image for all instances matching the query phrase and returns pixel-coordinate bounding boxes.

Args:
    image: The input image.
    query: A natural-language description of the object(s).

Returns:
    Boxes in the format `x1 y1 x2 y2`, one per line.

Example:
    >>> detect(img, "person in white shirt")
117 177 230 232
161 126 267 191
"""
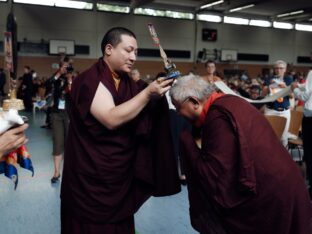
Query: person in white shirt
262 60 294 147
291 70 312 199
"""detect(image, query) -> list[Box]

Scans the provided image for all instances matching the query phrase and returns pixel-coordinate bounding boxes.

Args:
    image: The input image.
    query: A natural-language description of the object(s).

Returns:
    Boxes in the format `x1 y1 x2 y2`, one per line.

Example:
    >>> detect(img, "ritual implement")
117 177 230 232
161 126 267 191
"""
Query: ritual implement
147 23 181 80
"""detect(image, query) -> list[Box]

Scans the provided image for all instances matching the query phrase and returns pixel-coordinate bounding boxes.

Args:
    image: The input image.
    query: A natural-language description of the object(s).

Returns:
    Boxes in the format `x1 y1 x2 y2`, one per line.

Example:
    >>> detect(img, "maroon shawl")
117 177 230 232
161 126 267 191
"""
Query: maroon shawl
61 59 180 223
181 95 312 234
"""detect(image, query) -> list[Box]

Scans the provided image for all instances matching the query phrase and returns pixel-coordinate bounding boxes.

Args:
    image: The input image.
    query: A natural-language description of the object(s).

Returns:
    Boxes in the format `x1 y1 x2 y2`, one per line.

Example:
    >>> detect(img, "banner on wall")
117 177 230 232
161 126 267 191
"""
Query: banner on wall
4 31 13 73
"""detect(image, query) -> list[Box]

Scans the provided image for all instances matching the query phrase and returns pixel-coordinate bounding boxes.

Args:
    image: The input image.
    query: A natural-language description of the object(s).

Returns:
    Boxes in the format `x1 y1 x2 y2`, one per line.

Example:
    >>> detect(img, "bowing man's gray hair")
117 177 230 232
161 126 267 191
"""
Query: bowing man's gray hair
169 74 216 103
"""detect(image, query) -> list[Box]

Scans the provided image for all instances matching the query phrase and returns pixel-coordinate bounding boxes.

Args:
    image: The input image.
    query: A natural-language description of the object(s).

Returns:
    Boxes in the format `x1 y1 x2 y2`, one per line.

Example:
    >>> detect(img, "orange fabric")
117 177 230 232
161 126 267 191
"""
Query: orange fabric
271 87 283 103
0 144 34 189
112 74 121 90
195 92 225 127
107 64 120 90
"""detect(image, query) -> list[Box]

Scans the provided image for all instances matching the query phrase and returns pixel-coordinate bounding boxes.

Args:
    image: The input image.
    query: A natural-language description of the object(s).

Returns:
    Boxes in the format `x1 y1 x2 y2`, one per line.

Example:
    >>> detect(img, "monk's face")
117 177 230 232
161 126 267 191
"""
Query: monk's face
105 35 138 73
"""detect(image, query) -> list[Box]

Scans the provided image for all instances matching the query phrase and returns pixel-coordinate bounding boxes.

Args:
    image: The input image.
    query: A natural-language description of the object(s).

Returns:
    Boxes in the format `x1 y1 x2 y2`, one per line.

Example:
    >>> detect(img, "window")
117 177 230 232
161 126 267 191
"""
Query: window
97 3 130 13
13 0 93 9
134 8 193 20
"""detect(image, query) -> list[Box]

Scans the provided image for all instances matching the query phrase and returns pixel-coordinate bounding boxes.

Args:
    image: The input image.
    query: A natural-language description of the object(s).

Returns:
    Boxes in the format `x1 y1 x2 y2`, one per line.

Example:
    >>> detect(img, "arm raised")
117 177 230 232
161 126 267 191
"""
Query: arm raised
91 78 173 130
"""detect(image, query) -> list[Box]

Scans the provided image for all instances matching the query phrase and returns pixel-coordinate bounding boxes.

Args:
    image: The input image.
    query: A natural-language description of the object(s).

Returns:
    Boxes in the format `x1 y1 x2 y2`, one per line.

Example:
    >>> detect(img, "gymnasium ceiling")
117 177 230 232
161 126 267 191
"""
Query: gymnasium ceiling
97 0 312 23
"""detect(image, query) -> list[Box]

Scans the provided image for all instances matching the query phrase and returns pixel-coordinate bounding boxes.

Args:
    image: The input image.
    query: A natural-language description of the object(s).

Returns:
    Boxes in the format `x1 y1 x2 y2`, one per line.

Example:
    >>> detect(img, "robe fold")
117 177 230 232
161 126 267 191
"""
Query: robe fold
181 95 312 234
61 58 180 226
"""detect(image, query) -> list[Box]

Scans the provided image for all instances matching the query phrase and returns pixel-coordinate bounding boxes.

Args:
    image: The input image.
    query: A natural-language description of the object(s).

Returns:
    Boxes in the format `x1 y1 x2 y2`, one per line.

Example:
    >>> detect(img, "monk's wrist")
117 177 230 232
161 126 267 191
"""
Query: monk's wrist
143 86 153 100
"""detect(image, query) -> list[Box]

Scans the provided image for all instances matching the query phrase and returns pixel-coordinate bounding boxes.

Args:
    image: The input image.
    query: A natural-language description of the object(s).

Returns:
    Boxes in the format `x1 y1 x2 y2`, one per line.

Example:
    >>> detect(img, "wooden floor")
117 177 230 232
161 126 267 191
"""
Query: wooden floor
0 111 197 234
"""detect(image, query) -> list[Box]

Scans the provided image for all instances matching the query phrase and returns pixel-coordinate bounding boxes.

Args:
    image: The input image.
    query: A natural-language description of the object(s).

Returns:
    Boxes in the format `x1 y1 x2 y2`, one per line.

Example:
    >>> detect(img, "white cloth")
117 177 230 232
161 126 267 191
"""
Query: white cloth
214 81 291 104
165 91 176 110
0 109 24 134
293 70 312 117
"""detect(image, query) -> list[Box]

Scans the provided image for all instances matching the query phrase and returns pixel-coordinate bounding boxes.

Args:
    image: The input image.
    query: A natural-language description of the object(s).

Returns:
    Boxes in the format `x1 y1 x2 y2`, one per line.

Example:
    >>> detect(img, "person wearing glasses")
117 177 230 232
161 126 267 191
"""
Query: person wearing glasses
262 60 293 146
170 74 312 234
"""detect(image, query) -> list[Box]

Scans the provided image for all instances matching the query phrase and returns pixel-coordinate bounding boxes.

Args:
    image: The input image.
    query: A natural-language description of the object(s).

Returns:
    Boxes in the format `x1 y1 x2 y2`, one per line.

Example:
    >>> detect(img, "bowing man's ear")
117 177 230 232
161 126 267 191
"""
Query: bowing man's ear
188 97 200 109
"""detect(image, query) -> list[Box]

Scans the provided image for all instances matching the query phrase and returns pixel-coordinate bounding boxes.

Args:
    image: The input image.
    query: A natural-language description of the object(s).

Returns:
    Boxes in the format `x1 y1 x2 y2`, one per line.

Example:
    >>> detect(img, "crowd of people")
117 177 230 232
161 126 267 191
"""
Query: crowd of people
0 26 312 234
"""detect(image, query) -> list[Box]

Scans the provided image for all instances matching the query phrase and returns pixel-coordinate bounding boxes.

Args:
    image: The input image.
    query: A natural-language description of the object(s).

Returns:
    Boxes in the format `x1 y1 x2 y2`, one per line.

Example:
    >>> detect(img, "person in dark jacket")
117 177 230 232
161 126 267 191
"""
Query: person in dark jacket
46 57 72 183
19 66 33 111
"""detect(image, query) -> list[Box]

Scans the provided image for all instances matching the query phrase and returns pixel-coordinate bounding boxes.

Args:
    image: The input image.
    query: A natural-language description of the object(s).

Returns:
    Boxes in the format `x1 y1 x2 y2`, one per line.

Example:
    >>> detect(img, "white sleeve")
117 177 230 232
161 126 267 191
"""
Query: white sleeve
294 87 312 102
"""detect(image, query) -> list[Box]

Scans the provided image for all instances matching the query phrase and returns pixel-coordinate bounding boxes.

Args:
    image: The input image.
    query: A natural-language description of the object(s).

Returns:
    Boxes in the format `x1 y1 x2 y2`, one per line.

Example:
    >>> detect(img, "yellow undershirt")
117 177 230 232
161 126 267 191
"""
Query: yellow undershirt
112 72 120 91
107 66 120 91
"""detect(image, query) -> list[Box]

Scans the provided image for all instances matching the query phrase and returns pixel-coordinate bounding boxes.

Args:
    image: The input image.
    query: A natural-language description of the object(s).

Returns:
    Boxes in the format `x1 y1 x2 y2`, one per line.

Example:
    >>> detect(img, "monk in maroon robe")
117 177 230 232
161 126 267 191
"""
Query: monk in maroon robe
61 27 180 234
170 74 312 234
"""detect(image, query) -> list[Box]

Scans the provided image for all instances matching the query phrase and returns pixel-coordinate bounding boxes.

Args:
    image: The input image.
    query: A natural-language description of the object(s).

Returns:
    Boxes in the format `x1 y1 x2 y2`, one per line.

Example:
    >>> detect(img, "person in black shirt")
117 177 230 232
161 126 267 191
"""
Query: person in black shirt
20 66 33 112
47 57 72 183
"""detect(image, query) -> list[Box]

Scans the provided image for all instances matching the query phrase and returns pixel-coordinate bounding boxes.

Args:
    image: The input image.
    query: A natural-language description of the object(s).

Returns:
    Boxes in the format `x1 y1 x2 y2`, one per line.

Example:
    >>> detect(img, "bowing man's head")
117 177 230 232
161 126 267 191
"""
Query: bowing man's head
102 27 138 73
170 74 216 123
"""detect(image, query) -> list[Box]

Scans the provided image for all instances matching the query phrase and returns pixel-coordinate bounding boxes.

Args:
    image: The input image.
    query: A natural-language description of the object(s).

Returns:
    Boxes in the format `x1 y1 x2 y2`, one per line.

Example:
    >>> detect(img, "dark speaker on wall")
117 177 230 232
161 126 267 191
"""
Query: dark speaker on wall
297 56 311 63
202 28 217 41
75 45 90 55
237 53 269 62
138 48 190 58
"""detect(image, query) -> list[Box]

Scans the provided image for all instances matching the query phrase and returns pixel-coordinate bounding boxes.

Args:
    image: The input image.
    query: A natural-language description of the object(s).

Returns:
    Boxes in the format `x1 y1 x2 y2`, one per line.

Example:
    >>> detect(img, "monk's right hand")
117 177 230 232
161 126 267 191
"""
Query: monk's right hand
147 77 174 98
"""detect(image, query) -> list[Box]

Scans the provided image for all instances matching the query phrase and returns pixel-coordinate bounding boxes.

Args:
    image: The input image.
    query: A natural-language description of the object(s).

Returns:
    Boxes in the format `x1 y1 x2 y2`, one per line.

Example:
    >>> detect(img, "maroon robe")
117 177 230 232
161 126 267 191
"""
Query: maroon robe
181 95 312 234
61 59 180 230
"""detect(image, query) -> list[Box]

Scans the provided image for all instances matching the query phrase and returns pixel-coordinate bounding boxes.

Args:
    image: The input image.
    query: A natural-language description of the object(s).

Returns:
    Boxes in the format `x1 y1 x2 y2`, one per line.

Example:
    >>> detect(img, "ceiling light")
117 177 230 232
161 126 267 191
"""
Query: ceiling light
13 0 54 6
295 23 312 32
14 0 93 8
197 14 222 22
229 4 255 13
273 21 293 29
277 10 304 18
200 0 224 10
55 0 93 9
249 19 271 27
224 16 249 25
